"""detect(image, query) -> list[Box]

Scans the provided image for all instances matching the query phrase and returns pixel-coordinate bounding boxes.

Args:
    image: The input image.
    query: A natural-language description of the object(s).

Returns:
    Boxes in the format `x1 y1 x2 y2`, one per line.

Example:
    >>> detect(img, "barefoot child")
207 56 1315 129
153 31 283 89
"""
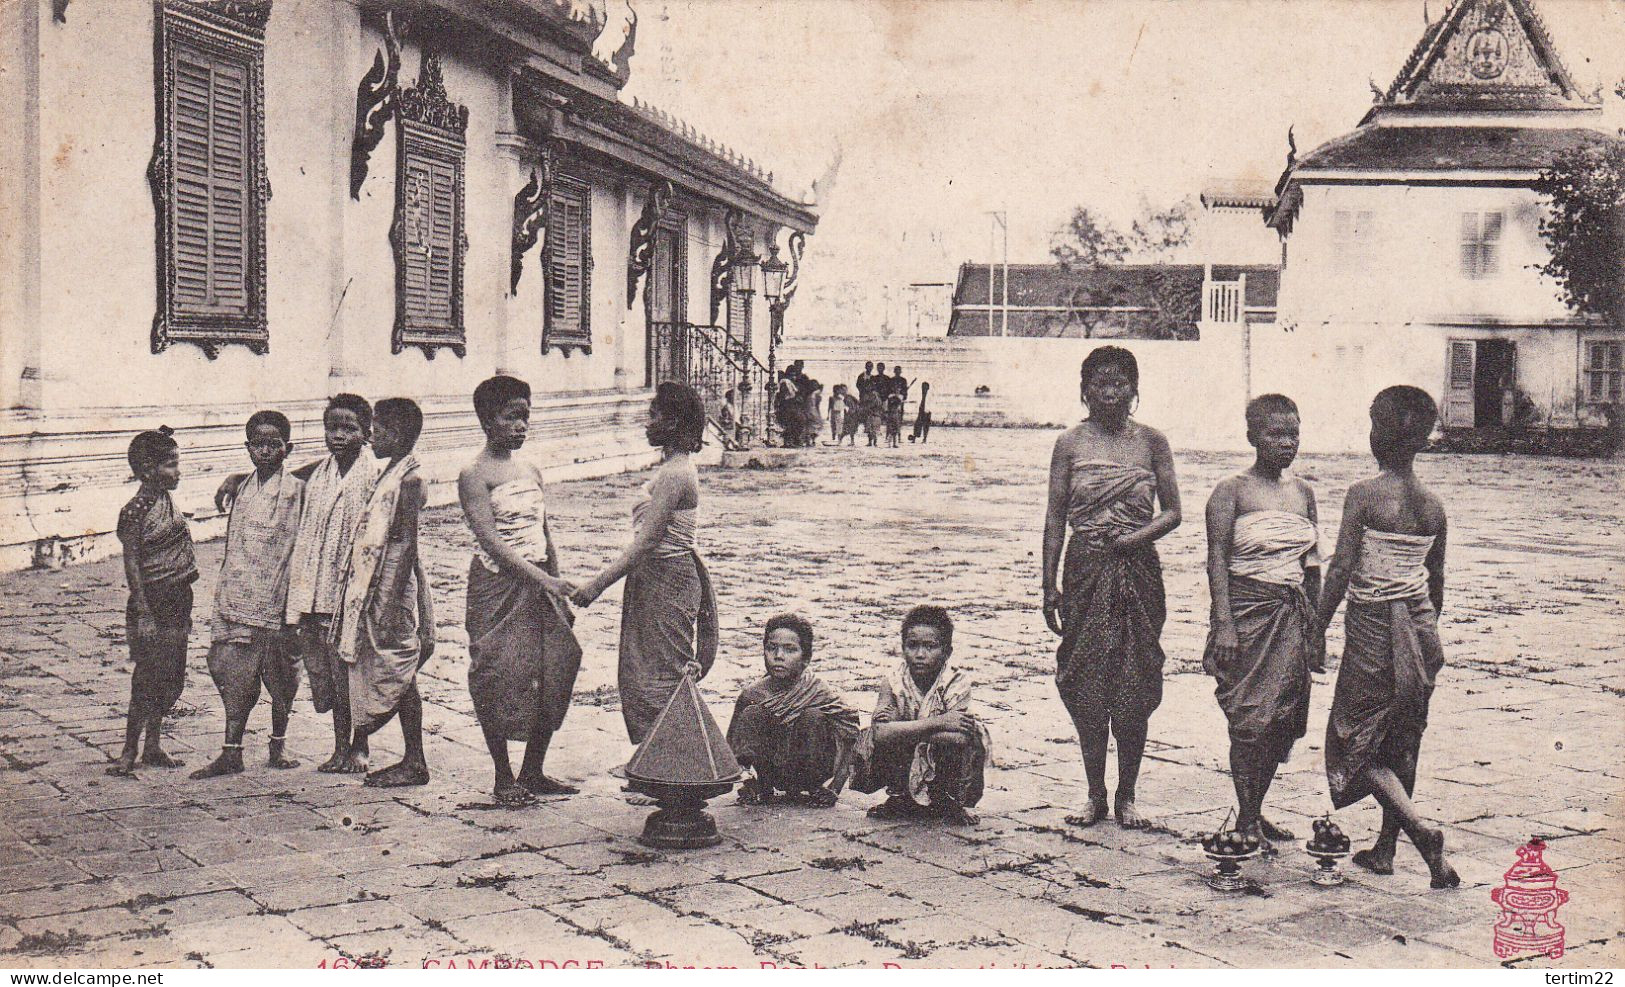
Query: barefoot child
1203 394 1323 847
336 399 436 788
193 412 305 779
727 614 859 807
111 426 197 776
459 376 583 806
283 395 380 773
1316 385 1458 889
851 606 990 826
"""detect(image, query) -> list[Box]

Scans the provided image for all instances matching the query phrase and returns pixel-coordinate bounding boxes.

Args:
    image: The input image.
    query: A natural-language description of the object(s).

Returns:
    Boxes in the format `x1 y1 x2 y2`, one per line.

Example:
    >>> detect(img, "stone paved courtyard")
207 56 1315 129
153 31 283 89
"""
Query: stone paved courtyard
1 428 1621 969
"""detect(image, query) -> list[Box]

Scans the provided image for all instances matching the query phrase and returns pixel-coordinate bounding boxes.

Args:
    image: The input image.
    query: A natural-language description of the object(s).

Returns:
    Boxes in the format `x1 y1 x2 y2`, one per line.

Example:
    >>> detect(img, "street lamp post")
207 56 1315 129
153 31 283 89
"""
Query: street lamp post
760 244 789 447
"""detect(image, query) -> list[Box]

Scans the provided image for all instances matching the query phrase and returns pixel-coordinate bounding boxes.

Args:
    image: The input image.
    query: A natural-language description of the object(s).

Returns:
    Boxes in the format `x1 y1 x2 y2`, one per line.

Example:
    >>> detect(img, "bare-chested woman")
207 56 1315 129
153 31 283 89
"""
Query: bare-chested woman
1204 394 1323 849
458 375 583 806
1042 346 1181 829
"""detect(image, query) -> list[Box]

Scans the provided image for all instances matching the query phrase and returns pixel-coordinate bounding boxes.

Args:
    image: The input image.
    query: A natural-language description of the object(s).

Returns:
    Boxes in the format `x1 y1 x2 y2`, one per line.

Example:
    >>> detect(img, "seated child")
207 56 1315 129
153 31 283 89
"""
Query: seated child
726 614 859 807
111 426 197 776
336 398 436 787
851 606 990 825
193 411 305 779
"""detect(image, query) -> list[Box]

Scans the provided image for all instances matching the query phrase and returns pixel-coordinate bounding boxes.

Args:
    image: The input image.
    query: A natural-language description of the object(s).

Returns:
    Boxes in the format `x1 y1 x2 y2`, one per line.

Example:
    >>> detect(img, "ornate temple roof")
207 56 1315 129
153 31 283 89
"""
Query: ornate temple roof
1372 0 1588 115
1264 0 1613 232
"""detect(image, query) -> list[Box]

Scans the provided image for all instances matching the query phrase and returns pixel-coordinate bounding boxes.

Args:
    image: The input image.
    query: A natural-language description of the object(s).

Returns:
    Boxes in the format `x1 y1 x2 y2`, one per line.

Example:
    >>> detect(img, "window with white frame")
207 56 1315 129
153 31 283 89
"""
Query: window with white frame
1585 341 1622 404
1332 210 1375 272
1460 211 1503 280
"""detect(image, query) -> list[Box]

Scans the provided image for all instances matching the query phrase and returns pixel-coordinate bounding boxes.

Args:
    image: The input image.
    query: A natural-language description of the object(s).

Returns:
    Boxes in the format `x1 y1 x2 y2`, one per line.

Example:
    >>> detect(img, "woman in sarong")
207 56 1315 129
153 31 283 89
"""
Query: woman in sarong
1204 394 1323 848
459 376 583 806
574 382 718 751
1316 385 1458 889
1041 346 1181 829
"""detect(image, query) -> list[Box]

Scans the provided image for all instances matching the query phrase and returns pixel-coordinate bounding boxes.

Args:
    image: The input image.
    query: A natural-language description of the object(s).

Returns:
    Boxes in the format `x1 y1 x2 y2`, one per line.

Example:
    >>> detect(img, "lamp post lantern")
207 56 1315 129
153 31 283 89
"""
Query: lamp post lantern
760 245 788 446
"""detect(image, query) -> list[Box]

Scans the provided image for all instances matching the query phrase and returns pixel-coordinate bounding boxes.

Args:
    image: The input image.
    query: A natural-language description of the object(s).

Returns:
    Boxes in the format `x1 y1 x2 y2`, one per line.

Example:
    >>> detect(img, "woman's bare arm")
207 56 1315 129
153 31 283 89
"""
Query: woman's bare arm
576 466 688 603
1041 432 1073 635
1205 477 1239 654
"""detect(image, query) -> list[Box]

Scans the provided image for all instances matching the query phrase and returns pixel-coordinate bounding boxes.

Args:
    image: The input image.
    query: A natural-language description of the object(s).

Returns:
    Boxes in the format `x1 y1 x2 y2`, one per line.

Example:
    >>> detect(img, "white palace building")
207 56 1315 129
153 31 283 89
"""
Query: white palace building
0 0 815 571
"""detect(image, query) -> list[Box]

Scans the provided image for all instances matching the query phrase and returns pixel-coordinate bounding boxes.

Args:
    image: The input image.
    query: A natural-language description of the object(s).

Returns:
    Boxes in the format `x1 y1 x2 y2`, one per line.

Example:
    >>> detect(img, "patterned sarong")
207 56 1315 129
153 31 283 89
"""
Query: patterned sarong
1055 460 1166 727
1204 576 1312 755
617 552 718 744
466 557 583 742
1325 595 1444 808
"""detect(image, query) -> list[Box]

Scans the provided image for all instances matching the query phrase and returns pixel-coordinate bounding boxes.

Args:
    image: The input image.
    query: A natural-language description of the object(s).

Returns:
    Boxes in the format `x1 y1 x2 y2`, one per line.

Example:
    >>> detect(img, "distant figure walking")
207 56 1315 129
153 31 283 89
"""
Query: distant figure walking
909 382 933 444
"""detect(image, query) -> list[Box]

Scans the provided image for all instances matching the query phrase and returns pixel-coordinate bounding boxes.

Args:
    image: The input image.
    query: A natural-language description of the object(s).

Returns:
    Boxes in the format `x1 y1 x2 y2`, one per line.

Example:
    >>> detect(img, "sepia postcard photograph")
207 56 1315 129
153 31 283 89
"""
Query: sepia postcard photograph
0 0 1622 973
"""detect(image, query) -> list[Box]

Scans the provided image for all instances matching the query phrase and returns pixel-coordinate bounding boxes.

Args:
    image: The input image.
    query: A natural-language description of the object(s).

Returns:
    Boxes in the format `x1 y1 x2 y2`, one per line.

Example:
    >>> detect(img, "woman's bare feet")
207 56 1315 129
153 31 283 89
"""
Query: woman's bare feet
1259 817 1295 841
1352 844 1395 875
517 774 578 797
106 752 138 777
318 749 368 774
267 740 300 770
1115 796 1150 830
1064 794 1110 828
494 782 537 807
140 747 184 769
190 749 245 779
365 760 430 788
1414 828 1460 889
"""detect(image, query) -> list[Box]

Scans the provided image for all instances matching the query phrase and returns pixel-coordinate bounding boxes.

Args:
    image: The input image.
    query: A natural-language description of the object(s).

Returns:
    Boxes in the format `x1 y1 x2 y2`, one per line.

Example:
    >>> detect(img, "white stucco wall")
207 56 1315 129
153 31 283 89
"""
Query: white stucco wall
1278 183 1574 327
0 0 770 570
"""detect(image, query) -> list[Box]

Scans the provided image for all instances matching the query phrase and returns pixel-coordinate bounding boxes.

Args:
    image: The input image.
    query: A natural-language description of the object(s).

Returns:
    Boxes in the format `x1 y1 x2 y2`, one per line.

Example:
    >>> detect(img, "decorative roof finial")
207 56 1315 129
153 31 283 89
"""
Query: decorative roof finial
1286 125 1297 168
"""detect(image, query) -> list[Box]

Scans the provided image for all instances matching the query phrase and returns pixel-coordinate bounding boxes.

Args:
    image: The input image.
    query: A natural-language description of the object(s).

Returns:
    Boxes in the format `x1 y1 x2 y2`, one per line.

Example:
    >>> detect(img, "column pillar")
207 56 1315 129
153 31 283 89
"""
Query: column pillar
616 182 638 391
494 128 537 377
0 0 42 410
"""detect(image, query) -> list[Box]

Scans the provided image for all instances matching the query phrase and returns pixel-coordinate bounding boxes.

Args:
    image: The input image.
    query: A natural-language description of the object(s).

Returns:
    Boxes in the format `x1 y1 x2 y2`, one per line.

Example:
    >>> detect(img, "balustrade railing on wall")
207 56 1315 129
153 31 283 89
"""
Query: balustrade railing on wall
650 321 773 447
1203 277 1246 325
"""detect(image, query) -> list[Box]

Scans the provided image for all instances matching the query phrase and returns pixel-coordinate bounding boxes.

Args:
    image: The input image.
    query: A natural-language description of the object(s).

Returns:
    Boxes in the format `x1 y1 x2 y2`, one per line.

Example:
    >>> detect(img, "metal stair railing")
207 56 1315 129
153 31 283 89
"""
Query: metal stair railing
650 321 774 447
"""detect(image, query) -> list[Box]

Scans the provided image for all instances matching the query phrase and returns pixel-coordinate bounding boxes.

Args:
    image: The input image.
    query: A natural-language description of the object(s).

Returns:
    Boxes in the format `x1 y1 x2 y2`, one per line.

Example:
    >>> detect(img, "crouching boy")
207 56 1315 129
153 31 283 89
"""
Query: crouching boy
726 614 859 807
851 606 990 825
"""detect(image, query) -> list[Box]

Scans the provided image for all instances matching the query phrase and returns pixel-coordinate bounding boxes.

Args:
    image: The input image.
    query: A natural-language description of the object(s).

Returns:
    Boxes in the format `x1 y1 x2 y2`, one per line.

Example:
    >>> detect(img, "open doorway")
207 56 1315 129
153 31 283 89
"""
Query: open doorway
1445 339 1517 429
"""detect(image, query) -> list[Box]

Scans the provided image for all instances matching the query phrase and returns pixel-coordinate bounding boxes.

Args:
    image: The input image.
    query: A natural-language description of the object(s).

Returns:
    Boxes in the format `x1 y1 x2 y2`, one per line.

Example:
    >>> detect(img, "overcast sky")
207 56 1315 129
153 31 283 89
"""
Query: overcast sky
621 0 1625 327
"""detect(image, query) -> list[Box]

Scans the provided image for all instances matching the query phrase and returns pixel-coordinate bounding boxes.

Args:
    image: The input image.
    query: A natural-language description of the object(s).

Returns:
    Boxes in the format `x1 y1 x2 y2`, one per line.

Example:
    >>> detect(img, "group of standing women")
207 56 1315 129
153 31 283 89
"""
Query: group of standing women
1042 345 1458 888
457 376 714 806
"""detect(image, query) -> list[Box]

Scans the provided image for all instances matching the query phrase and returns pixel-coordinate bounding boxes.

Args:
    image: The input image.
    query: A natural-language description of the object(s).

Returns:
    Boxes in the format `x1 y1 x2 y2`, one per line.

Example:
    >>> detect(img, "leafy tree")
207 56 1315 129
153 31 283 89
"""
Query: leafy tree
1533 137 1625 330
1047 198 1197 339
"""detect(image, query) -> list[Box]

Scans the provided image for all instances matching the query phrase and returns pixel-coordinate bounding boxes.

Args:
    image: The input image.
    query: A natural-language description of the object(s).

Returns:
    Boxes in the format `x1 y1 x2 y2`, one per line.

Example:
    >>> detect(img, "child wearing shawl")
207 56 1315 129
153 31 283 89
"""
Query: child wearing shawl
851 606 990 826
727 613 859 807
334 398 436 787
193 411 305 779
217 394 381 774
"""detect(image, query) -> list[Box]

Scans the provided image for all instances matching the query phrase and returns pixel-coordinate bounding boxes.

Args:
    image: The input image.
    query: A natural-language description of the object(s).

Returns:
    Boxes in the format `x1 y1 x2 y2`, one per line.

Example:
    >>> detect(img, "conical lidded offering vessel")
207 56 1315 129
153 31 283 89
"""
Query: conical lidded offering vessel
625 674 742 848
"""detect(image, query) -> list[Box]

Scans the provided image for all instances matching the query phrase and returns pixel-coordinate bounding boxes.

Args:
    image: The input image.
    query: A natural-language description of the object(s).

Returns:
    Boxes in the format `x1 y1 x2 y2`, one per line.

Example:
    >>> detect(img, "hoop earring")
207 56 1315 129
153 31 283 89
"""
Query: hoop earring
1130 394 1140 417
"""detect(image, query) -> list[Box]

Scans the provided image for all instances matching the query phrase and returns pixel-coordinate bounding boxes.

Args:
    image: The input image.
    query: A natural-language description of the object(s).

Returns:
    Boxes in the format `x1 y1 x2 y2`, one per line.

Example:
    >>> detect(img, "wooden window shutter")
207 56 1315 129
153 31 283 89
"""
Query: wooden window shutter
543 174 592 355
391 53 467 358
150 1 270 357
